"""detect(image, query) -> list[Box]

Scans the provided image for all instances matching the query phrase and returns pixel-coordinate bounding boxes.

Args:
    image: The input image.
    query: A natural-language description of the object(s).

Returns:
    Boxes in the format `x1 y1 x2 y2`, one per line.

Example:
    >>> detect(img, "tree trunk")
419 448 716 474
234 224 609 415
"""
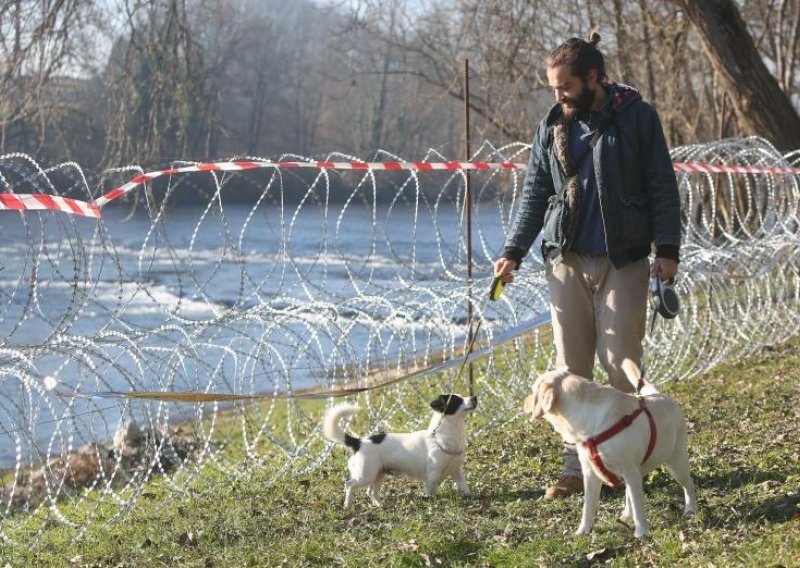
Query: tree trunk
676 0 800 151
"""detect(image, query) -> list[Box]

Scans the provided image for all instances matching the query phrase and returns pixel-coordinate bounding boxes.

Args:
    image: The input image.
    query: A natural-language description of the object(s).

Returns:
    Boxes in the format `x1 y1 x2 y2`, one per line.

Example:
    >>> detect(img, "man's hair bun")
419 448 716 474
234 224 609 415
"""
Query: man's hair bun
547 28 606 80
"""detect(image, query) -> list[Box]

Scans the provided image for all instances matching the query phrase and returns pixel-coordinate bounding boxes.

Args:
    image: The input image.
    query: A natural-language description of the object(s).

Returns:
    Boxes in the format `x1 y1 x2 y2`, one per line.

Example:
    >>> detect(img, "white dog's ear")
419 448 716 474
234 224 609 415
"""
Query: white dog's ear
430 395 447 413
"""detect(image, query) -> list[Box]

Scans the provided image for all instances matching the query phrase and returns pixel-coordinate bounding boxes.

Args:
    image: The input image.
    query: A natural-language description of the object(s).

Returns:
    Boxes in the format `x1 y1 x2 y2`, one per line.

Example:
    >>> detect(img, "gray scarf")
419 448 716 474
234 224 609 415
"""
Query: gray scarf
553 117 582 250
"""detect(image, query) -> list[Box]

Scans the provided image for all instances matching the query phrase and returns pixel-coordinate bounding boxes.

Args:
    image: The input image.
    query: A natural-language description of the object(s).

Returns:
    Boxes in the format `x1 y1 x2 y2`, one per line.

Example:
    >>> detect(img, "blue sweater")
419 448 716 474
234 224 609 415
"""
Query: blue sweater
569 112 607 254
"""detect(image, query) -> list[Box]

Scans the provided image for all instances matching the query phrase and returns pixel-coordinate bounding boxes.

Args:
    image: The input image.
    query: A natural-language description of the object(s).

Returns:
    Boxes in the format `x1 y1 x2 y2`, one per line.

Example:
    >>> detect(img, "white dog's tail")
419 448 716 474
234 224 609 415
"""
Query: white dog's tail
621 359 660 396
323 404 362 451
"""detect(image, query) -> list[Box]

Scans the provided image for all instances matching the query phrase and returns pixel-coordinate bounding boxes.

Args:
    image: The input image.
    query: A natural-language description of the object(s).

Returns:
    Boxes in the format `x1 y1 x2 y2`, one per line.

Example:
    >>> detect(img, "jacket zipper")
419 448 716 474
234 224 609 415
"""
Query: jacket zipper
594 142 612 254
554 158 569 250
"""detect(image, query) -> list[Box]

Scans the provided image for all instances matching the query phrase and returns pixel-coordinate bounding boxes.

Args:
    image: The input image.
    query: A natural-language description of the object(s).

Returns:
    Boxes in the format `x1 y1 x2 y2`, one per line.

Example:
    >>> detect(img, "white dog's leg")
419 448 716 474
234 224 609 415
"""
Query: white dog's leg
367 472 385 507
619 488 633 523
344 477 373 508
622 472 649 539
425 470 442 497
575 470 602 535
667 457 696 517
454 468 470 495
344 479 357 508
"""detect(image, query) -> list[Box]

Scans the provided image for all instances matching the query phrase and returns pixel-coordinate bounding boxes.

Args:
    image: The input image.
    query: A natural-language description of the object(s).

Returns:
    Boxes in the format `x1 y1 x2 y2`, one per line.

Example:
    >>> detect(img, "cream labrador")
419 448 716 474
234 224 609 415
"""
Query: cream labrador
523 362 696 538
324 394 477 508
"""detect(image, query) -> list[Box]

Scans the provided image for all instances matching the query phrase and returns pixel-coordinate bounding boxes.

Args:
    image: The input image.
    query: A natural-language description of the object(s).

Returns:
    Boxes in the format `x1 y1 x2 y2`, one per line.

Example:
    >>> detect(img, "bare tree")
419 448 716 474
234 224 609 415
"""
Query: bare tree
334 0 800 155
674 0 800 150
207 0 345 157
102 0 214 166
744 0 800 96
3 0 798 170
0 0 98 159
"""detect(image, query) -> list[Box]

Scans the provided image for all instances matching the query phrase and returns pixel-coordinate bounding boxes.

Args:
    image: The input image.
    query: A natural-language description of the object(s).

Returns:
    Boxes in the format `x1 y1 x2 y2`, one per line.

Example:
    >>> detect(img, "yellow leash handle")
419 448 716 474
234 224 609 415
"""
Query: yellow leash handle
489 272 505 301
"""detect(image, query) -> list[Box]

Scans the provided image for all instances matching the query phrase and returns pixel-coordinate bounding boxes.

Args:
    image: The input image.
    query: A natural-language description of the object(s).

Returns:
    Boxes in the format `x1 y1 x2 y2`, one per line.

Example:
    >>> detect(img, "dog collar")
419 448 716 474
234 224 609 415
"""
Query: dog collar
582 399 657 487
429 433 464 456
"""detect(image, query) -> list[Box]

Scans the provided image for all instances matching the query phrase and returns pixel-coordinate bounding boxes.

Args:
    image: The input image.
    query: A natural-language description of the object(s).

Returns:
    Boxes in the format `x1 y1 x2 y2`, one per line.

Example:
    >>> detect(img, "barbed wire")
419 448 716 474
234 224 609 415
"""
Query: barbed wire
0 136 797 545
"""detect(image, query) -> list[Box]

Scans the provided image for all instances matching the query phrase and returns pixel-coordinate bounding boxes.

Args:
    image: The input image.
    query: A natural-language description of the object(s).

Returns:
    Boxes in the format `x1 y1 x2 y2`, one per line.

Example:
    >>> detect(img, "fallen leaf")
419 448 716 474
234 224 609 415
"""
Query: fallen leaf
398 540 418 553
586 548 610 562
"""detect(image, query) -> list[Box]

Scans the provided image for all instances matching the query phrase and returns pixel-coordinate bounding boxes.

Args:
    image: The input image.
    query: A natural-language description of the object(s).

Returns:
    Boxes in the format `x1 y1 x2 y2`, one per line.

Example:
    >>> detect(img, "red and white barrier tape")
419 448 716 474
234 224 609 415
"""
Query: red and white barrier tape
93 160 526 207
672 162 800 175
1 159 799 219
0 193 101 218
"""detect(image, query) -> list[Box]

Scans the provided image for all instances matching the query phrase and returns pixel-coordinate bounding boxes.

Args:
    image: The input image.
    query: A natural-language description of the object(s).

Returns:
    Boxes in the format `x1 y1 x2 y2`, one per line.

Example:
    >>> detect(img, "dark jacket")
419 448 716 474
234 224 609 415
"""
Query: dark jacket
502 83 681 269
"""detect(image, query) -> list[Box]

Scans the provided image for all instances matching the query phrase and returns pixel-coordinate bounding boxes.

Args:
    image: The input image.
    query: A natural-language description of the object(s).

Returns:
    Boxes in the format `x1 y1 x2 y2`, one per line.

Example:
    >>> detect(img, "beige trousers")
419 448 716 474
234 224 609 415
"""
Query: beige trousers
545 251 649 477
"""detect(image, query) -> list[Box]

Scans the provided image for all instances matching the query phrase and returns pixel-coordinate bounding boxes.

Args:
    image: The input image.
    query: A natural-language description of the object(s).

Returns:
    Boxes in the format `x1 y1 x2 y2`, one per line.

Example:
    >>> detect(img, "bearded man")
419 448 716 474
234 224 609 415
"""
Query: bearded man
493 31 682 499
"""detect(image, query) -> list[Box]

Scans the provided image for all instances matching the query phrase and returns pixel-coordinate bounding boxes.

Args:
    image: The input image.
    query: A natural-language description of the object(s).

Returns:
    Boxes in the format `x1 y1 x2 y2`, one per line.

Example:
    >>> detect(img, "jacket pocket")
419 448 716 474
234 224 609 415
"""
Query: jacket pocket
542 194 565 248
621 198 651 242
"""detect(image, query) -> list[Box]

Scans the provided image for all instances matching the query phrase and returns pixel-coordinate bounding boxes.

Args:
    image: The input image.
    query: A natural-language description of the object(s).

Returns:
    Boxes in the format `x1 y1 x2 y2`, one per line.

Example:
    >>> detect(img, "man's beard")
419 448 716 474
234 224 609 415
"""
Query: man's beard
560 81 596 120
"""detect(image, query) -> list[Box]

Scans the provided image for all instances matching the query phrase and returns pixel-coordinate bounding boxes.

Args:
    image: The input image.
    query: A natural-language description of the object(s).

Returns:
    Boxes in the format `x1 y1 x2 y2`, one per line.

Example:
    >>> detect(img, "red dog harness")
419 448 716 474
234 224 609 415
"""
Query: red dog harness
582 399 657 487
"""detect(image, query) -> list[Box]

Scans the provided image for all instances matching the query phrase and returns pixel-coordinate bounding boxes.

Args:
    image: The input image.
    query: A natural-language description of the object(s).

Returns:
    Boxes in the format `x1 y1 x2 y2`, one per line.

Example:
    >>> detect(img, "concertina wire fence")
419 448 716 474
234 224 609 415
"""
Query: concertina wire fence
0 135 797 543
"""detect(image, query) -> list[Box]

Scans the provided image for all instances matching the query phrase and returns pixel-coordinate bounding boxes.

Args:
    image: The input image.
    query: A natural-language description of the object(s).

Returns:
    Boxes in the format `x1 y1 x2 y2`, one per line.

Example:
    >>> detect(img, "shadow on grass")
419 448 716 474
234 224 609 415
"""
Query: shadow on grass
488 483 632 504
632 468 800 529
561 540 640 568
691 469 800 529
701 492 800 529
694 469 789 491
744 493 800 523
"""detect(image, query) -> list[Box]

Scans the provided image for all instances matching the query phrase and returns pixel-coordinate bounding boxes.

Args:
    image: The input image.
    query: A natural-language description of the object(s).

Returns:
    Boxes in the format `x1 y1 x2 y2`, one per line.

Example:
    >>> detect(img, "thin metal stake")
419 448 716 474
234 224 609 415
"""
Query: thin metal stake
464 58 474 396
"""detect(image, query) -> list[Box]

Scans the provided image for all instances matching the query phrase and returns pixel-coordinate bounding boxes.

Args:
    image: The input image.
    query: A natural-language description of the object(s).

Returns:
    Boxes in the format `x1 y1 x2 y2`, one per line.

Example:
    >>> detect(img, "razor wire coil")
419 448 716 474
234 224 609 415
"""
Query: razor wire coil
0 136 797 545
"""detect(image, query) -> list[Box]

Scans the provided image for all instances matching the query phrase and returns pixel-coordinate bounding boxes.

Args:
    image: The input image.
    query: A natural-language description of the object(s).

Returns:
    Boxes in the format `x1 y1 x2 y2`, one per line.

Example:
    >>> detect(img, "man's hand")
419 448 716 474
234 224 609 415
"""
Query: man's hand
493 258 519 284
650 257 678 281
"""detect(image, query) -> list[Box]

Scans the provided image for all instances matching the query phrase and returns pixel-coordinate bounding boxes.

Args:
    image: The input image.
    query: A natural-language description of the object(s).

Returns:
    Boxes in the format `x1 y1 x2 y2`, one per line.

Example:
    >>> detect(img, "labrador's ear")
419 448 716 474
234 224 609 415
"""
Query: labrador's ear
526 380 555 420
620 358 641 385
523 393 537 418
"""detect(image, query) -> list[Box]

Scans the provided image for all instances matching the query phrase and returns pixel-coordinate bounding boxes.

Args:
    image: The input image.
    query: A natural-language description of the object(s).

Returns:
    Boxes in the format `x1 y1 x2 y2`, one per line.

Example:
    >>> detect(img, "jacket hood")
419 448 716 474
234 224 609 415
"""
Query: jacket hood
544 81 642 126
606 82 641 112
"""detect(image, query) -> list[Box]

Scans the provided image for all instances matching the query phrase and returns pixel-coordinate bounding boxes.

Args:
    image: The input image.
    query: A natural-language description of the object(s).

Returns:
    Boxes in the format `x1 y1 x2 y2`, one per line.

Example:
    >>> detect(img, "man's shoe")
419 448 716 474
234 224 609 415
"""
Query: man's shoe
544 475 583 500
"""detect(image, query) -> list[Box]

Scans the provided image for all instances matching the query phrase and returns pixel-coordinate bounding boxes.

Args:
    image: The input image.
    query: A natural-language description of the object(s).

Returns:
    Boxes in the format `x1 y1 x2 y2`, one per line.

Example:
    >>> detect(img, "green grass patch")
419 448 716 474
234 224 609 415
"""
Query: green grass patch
1 337 798 566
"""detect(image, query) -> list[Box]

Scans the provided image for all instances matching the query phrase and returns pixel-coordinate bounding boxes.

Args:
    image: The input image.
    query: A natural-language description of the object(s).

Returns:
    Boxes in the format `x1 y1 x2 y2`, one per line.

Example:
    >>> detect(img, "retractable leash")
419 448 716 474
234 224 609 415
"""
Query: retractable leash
428 271 502 448
453 318 483 391
441 270 503 400
446 270 503 401
649 276 680 333
643 275 680 397
441 269 507 404
481 269 506 392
